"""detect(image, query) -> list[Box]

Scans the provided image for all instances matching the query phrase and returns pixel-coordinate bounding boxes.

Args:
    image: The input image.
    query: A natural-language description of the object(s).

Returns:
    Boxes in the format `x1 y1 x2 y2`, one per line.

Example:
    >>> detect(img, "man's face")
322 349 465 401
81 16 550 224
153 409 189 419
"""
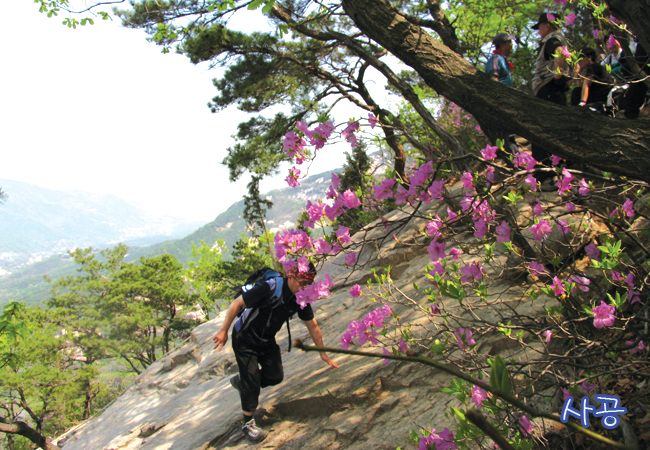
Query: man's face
538 23 552 39
288 276 312 294
499 40 513 56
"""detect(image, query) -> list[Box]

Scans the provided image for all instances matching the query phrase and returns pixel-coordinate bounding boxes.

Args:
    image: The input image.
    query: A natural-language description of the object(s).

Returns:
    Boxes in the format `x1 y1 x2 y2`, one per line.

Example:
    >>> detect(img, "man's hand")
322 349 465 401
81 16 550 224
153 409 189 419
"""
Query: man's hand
213 328 228 351
320 351 339 368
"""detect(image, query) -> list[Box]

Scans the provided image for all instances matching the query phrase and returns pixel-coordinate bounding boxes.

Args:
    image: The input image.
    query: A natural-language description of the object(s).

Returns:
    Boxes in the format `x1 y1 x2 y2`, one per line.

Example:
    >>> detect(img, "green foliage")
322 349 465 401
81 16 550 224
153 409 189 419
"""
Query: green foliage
186 235 273 313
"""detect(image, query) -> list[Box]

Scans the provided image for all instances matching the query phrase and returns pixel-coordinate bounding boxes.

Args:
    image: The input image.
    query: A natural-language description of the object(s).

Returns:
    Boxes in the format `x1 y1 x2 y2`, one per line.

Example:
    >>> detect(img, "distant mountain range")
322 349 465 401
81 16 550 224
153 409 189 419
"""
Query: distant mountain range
0 178 204 270
0 171 335 307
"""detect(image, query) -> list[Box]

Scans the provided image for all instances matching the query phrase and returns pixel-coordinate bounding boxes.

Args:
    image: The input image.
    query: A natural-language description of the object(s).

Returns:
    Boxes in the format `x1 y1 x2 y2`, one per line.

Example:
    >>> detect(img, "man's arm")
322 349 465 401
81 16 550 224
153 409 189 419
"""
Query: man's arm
304 318 339 368
212 296 245 351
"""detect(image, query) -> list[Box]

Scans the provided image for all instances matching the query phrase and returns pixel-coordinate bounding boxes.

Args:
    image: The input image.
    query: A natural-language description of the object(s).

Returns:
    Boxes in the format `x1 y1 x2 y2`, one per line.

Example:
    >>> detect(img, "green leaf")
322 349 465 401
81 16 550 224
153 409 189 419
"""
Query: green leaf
262 0 275 14
248 0 265 10
489 355 512 397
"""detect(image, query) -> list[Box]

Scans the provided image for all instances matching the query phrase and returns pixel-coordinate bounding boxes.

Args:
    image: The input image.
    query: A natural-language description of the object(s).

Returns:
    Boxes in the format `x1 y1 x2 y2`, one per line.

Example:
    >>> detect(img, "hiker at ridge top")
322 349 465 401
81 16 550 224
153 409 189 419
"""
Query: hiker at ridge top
212 262 339 442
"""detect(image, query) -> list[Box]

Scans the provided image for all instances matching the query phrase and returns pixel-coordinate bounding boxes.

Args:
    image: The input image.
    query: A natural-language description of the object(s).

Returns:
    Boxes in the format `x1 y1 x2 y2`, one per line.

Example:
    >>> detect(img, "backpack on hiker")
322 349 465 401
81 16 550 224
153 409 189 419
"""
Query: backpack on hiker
232 267 294 352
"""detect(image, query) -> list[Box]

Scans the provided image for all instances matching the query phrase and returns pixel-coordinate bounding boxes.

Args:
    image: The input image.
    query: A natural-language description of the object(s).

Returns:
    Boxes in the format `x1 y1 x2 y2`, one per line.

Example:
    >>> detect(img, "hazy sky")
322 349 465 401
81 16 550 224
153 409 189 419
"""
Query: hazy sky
1 2 351 222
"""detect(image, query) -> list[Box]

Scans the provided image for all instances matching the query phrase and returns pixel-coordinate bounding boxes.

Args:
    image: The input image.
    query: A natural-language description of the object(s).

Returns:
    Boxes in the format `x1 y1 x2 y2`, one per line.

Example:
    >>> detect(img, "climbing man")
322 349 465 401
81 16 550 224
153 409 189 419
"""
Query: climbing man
212 262 339 442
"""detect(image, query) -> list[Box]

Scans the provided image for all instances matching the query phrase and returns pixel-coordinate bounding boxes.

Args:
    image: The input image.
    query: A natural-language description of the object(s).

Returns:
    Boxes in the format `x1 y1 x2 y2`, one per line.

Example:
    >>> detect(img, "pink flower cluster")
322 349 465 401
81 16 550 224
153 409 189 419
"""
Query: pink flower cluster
592 301 615 328
454 327 476 350
460 261 485 283
285 166 301 187
418 427 458 450
370 162 446 207
296 274 334 308
340 304 392 349
274 229 312 273
471 385 488 408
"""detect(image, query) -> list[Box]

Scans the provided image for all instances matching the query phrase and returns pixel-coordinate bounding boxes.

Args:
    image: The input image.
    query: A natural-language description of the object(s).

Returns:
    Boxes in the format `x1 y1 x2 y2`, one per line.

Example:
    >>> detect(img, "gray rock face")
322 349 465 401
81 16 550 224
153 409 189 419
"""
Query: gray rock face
53 187 559 450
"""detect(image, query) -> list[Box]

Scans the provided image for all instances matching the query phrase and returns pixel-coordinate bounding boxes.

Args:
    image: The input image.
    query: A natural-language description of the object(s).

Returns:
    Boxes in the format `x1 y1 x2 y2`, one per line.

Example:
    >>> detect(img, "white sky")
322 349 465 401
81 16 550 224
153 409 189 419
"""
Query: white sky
1 2 353 222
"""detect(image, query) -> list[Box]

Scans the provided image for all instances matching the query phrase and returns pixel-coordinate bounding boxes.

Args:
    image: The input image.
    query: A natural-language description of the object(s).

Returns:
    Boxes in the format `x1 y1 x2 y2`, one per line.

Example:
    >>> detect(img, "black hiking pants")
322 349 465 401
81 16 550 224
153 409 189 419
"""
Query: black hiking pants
232 331 284 413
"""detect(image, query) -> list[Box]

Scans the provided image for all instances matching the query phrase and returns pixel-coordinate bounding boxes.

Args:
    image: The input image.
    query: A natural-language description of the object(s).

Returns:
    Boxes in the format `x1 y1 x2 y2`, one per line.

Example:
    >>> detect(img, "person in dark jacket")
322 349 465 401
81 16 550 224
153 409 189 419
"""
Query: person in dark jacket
570 47 613 110
212 263 338 442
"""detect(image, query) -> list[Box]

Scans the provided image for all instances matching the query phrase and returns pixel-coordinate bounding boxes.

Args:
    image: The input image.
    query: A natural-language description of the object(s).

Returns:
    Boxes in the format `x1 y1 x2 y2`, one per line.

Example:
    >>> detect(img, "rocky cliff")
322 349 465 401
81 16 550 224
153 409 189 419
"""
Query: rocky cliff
52 181 569 450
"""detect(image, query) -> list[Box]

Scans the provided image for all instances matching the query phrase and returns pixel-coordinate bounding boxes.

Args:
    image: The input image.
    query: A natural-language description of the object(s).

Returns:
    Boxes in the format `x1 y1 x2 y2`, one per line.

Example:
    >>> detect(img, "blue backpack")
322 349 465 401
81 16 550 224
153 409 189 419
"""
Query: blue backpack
233 268 294 352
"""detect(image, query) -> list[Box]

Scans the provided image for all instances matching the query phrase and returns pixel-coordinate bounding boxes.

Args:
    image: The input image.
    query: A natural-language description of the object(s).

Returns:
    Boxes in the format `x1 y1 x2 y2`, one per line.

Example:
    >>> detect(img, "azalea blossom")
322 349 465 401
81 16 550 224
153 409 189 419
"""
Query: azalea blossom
525 174 538 192
474 219 488 240
449 248 462 260
471 385 488 408
528 261 547 278
593 29 601 39
427 240 447 261
335 226 352 244
558 219 570 234
585 242 600 261
368 113 378 129
481 145 498 160
568 275 591 292
543 330 553 342
342 120 360 148
460 261 485 283
607 34 617 49
285 166 301 187
550 276 565 297
455 327 476 350
565 12 577 25
555 167 574 194
530 219 552 241
430 303 440 315
313 237 333 255
582 381 597 392
496 220 511 243
578 178 590 195
349 284 362 297
532 200 544 216
566 202 576 212
513 151 537 172
622 198 635 217
461 171 474 190
429 180 445 201
296 274 333 308
592 301 616 329
340 189 362 209
519 416 534 436
373 178 396 201
426 215 444 238
345 252 356 266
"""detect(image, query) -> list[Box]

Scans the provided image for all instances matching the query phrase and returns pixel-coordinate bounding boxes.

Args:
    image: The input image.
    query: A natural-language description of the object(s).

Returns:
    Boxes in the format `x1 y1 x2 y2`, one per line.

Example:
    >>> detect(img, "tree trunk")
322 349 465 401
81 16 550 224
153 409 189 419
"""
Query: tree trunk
340 0 650 183
606 0 650 55
0 417 59 450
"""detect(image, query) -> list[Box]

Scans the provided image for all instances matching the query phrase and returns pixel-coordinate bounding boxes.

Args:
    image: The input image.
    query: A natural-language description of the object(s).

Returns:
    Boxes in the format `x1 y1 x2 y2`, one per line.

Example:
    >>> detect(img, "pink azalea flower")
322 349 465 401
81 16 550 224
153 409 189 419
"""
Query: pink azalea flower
566 202 576 212
341 189 362 209
429 180 445 201
410 162 434 188
398 338 409 353
382 347 391 365
426 215 444 237
610 207 620 218
525 174 538 192
496 220 511 243
349 284 362 297
485 166 495 184
474 219 488 240
607 34 617 49
593 29 601 39
532 200 544 216
449 248 462 260
529 261 547 278
611 270 623 281
481 145 498 160
460 262 485 283
342 120 360 148
553 0 566 6
430 303 440 315
563 388 572 400
296 274 333 308
447 208 458 222
471 385 488 408
565 12 577 25
558 219 570 234
461 171 474 190
285 166 301 187
582 381 597 392
531 219 552 241
335 226 352 244
345 252 356 266
373 178 396 201
313 237 333 255
568 275 591 292
555 167 574 194
519 416 534 436
427 240 448 261
543 330 553 342
368 113 378 129
578 178 590 195
592 301 616 328
625 273 635 289
455 328 476 350
622 198 635 217
585 242 600 260
331 172 341 190
547 13 556 21
513 151 537 172
551 276 565 297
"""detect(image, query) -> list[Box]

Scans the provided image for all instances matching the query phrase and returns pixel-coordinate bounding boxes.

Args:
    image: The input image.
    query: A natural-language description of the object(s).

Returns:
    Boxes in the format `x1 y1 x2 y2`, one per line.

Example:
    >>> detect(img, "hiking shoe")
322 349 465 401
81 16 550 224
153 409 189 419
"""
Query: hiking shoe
242 418 268 442
230 375 241 393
